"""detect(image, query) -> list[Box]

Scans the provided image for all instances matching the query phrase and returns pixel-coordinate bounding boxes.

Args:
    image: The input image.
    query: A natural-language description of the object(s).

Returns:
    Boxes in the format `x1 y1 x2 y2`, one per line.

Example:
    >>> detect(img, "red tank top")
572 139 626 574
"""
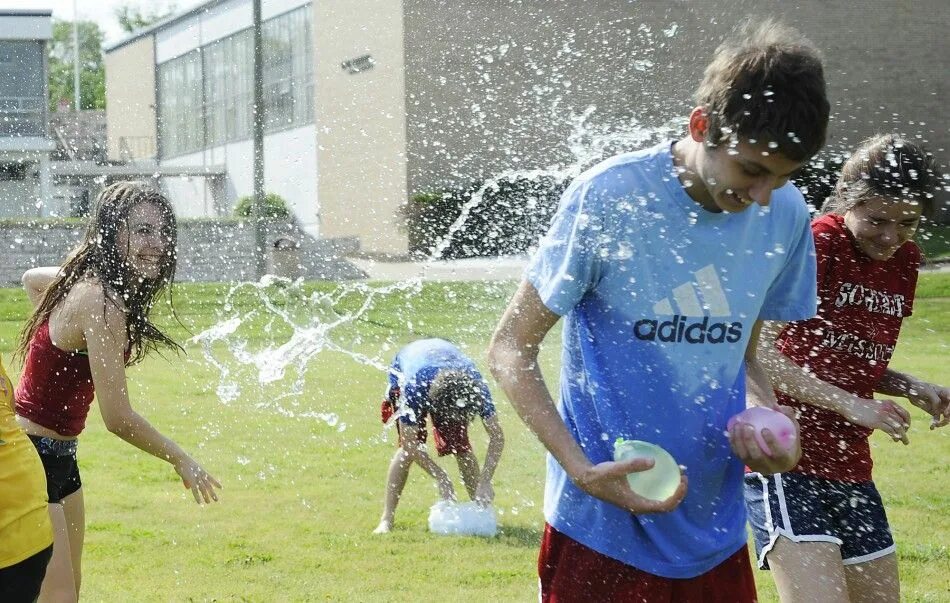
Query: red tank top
15 321 96 437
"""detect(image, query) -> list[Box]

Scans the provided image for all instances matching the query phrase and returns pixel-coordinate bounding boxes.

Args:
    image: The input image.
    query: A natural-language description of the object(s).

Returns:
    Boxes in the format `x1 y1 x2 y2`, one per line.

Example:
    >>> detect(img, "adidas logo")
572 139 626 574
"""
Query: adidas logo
634 264 744 344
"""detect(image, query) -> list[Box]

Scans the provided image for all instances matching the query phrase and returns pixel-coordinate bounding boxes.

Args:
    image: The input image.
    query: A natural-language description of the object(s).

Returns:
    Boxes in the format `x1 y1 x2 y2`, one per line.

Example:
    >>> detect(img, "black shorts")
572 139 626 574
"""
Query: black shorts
29 435 82 504
0 544 53 603
744 472 895 569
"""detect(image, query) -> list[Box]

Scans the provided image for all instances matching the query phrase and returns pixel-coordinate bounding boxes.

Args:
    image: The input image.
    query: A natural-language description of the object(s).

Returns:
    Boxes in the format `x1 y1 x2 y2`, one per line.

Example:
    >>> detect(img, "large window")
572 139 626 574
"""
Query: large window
203 30 252 147
0 41 46 137
158 50 204 157
263 6 313 132
157 5 313 158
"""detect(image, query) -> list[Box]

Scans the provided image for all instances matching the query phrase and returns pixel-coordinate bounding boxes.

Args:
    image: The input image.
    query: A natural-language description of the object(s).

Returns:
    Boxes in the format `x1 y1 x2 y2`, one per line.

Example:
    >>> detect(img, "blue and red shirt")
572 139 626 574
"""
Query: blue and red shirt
388 338 495 426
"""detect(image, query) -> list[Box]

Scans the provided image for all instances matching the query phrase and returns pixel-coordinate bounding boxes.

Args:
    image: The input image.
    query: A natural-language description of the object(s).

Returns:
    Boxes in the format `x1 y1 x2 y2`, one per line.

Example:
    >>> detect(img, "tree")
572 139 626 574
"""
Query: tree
47 20 105 112
114 2 178 34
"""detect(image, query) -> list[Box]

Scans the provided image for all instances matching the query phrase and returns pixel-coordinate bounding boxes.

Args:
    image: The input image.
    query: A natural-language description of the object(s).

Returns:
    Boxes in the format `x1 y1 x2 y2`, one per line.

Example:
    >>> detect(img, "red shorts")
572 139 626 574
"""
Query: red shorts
380 400 472 457
538 524 757 603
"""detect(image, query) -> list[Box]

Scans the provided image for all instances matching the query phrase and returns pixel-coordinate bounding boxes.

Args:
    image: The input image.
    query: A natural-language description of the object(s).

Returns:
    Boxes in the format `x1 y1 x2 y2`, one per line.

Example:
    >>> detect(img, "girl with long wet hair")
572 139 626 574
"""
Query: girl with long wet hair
746 134 948 602
14 181 220 602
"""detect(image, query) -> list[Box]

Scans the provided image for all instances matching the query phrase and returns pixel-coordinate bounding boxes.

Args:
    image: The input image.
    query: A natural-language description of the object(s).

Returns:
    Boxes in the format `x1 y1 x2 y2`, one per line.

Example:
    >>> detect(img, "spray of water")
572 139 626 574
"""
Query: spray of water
192 108 681 422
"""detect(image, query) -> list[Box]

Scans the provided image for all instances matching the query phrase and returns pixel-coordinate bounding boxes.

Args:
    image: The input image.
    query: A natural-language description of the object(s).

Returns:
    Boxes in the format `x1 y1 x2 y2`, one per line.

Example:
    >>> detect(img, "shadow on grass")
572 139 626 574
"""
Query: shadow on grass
497 524 543 548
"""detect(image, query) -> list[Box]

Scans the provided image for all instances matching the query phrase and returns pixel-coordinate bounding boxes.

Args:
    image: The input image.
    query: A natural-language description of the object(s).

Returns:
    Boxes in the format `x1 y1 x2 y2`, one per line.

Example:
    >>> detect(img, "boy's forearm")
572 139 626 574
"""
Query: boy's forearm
509 384 591 480
488 281 588 480
745 356 781 409
490 344 590 480
744 321 781 409
479 431 504 483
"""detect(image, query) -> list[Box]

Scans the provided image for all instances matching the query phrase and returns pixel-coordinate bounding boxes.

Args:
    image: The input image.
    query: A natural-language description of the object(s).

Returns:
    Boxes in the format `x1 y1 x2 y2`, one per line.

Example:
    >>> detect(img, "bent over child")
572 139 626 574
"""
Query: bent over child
375 338 504 533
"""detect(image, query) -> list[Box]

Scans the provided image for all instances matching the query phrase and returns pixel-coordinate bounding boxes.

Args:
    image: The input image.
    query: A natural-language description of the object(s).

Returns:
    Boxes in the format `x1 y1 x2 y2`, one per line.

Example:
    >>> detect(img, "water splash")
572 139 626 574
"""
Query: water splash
426 105 681 265
193 107 680 415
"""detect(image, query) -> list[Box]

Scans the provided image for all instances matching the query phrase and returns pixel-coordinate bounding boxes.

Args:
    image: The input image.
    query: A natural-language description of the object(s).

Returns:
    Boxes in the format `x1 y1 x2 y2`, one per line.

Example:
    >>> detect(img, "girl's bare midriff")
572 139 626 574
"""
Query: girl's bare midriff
15 414 76 441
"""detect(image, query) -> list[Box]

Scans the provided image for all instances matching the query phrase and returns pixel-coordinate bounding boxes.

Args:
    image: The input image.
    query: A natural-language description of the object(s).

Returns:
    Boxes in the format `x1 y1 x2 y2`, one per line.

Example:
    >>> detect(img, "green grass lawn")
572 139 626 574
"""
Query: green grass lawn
1 275 947 602
918 223 950 261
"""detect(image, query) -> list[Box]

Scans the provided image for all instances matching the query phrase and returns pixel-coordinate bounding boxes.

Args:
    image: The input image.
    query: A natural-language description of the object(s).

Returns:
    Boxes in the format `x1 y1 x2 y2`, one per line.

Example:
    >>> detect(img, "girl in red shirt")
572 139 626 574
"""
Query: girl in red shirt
745 134 948 603
14 182 220 601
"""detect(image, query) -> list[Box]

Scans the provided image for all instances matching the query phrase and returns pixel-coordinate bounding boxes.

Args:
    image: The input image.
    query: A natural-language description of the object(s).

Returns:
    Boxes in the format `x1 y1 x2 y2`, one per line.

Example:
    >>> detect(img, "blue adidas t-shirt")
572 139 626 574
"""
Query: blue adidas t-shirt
527 141 817 579
388 338 495 425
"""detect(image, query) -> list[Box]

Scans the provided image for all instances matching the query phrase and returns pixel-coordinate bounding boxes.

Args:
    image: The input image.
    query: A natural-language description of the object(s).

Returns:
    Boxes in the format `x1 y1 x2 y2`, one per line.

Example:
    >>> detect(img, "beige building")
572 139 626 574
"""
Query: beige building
104 36 157 162
105 0 950 256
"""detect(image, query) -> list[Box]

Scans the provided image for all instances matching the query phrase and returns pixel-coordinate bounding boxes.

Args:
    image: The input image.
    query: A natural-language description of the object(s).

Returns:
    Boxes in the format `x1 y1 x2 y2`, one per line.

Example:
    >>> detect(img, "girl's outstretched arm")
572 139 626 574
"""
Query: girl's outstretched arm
77 280 221 504
878 369 950 429
756 321 911 443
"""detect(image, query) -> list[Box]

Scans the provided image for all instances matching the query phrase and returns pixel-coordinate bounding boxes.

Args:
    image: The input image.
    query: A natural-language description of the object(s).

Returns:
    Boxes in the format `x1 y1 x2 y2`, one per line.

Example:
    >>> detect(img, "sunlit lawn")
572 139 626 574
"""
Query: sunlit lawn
0 275 946 602
918 223 950 261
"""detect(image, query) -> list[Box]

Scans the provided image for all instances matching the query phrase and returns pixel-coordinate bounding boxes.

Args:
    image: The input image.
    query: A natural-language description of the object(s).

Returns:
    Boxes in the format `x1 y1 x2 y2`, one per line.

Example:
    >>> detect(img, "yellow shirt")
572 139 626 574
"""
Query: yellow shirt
0 356 53 568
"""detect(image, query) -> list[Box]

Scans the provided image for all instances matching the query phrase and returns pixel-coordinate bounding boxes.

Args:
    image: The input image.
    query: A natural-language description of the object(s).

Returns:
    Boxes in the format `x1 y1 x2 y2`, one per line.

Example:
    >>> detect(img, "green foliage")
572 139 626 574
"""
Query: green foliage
48 20 106 112
233 193 292 220
114 1 178 34
410 192 443 205
400 178 566 259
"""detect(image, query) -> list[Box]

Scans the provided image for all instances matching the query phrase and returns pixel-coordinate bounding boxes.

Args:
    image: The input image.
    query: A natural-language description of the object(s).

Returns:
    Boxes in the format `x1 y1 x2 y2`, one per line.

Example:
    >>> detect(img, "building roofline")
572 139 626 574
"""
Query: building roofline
104 0 228 53
0 9 53 17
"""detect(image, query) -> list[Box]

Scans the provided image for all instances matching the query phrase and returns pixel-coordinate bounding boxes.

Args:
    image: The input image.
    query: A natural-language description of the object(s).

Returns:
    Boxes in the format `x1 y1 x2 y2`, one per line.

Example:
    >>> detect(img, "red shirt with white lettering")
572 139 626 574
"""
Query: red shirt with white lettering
774 214 920 482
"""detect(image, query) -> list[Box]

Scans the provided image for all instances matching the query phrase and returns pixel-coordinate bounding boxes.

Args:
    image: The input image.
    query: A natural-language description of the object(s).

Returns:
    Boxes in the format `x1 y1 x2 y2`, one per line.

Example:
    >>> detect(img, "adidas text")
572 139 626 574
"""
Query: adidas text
634 315 743 344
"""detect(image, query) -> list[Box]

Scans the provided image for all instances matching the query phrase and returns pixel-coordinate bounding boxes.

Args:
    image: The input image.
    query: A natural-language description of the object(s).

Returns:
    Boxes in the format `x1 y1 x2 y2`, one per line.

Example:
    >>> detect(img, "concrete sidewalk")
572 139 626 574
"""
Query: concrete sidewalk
348 256 528 282
348 255 949 282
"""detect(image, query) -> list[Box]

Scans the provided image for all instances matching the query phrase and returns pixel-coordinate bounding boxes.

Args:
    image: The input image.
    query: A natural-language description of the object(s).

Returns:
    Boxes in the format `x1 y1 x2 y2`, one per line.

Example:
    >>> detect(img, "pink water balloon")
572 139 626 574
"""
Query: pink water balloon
727 407 796 457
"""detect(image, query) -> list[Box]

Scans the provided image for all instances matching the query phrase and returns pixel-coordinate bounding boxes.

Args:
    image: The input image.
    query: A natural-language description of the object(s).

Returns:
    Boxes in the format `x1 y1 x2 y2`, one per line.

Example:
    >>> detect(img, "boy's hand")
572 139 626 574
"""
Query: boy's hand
905 379 950 429
729 406 802 474
572 458 687 515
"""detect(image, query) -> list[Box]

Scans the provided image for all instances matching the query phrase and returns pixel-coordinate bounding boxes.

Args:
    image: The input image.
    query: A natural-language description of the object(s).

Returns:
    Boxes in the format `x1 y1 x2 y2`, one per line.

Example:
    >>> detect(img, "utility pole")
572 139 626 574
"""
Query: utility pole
252 0 267 279
72 0 80 111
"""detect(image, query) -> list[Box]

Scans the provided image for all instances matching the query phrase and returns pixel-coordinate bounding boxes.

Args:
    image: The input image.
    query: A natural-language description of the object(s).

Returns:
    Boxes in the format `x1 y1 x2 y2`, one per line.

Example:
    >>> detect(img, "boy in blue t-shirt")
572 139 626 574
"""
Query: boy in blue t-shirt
488 20 831 601
374 338 504 534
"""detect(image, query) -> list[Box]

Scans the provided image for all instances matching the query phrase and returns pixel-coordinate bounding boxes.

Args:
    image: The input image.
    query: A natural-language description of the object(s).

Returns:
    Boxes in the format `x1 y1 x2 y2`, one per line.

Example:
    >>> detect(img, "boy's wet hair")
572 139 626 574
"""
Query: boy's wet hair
429 370 484 422
694 19 830 161
821 134 939 218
